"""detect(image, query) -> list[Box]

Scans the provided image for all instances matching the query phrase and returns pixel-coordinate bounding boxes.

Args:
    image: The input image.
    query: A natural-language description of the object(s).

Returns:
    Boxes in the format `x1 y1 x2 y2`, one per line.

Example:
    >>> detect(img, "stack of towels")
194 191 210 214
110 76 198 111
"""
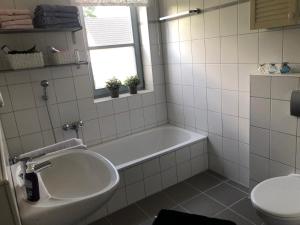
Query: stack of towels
0 9 33 29
33 5 80 29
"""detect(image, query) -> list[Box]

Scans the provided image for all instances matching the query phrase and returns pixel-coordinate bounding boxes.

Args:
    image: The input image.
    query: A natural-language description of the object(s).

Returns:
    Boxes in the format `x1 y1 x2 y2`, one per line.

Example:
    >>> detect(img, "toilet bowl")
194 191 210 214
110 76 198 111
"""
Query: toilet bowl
251 174 300 225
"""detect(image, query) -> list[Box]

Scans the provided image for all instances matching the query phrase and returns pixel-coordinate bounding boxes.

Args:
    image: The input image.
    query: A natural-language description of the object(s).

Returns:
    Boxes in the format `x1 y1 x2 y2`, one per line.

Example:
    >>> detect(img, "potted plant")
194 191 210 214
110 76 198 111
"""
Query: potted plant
105 77 122 98
124 75 140 94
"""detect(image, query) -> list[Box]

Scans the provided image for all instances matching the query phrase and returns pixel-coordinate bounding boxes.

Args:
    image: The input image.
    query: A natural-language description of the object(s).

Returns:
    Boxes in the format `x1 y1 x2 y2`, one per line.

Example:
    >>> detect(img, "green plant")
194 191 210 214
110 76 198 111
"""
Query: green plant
105 77 122 90
124 75 140 87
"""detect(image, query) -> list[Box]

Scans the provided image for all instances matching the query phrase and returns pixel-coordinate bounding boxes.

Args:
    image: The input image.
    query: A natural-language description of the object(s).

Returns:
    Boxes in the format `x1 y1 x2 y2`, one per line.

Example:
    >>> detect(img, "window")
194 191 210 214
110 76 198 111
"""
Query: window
83 6 144 98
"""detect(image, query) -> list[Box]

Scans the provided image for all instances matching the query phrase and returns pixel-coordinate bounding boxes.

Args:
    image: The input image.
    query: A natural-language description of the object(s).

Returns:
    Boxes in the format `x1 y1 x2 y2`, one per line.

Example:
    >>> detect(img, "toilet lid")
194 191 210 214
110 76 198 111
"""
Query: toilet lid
251 174 300 218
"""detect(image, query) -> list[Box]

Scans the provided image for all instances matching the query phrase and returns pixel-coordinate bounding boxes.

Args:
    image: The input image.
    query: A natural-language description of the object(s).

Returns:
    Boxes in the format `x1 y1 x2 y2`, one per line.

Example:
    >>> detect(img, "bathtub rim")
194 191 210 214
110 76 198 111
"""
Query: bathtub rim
89 124 207 170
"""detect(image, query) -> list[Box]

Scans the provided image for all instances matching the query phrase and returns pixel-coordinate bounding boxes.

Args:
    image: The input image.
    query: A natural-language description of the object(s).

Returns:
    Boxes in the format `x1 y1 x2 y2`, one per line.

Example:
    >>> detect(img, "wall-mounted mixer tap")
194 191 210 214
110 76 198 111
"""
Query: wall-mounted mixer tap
62 120 84 139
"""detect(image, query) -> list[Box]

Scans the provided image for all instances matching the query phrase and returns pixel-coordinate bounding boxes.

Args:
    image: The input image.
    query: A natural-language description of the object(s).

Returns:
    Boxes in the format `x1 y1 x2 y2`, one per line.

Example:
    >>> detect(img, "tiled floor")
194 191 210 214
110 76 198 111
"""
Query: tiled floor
90 171 263 225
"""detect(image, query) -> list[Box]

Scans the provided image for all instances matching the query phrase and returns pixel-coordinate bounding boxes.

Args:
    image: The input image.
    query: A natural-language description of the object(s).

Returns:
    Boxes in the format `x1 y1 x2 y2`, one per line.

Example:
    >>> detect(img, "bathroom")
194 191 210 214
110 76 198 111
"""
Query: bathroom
0 0 300 224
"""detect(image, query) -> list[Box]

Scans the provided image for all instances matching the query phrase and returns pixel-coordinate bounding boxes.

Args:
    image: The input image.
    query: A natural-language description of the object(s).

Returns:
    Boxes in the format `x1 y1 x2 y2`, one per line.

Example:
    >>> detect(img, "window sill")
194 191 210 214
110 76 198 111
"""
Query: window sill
93 89 153 104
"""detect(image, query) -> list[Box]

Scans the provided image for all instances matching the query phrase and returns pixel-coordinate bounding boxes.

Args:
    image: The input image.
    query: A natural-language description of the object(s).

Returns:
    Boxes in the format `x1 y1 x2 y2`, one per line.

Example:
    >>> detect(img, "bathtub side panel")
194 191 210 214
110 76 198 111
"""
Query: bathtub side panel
86 138 208 224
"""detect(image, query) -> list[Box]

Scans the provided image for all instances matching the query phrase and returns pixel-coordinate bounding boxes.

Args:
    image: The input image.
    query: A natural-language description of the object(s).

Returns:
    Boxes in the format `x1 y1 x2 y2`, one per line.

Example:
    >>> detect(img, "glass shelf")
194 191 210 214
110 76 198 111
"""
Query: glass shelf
0 27 82 34
0 61 88 73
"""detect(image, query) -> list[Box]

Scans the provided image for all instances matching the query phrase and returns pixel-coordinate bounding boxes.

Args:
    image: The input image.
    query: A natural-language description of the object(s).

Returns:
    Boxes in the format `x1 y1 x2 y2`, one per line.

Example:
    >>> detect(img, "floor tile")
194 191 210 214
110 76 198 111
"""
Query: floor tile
89 218 111 225
181 194 225 217
216 209 254 225
185 171 224 191
163 182 200 204
137 192 176 217
231 198 264 225
206 183 247 206
227 180 249 193
107 205 149 225
207 170 228 181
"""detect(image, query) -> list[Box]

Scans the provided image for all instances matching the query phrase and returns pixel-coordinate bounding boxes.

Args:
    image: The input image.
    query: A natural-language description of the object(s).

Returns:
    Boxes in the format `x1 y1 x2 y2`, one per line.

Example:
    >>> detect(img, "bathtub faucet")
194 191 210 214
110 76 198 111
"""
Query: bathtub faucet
62 120 84 139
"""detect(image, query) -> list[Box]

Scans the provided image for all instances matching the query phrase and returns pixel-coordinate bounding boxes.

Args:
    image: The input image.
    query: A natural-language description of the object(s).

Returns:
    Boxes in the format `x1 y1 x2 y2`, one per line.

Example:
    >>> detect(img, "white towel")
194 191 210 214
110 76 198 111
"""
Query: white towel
1 24 34 29
0 9 31 16
1 19 32 26
0 15 31 22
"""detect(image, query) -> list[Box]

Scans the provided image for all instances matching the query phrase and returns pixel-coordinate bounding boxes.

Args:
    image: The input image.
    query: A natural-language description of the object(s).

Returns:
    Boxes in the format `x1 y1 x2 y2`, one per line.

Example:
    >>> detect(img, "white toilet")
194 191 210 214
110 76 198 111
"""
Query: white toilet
251 174 300 225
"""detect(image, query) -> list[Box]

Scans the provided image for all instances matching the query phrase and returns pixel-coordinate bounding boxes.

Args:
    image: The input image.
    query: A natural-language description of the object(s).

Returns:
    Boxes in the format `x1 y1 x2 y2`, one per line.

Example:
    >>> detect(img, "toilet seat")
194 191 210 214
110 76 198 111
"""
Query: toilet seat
251 174 300 219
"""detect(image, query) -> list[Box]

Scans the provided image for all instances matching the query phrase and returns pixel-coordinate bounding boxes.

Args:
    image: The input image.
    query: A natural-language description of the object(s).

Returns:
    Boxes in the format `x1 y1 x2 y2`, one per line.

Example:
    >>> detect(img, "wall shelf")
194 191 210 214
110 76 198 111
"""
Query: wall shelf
0 26 82 44
0 26 82 34
0 61 88 73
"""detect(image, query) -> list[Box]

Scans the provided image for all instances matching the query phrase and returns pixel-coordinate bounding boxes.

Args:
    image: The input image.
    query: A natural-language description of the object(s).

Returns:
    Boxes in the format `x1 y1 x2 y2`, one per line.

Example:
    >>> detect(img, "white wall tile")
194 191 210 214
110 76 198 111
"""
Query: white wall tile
269 160 295 178
283 28 300 63
239 92 250 118
221 36 238 63
222 90 238 116
221 64 238 91
192 39 205 63
205 38 220 63
271 100 297 135
77 98 98 121
115 112 131 136
177 161 192 182
130 109 144 131
113 98 129 114
208 111 222 135
223 138 239 163
207 88 221 112
222 114 238 140
259 31 283 64
250 76 270 98
9 83 35 110
204 10 220 38
74 76 93 99
239 118 249 144
161 167 177 188
0 113 18 138
180 41 192 63
54 78 76 103
270 131 296 167
126 181 145 205
250 126 269 158
250 154 269 182
206 64 221 89
160 152 176 171
220 5 237 36
144 174 162 196
142 158 160 178
271 76 299 101
238 33 258 63
250 97 270 129
176 146 191 163
99 116 117 141
15 109 41 135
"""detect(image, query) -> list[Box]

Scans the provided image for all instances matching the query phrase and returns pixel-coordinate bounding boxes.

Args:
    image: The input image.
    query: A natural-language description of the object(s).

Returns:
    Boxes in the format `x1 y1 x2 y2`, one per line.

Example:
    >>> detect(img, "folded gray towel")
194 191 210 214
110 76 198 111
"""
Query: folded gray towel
34 16 79 26
34 22 81 29
34 11 78 18
35 5 78 14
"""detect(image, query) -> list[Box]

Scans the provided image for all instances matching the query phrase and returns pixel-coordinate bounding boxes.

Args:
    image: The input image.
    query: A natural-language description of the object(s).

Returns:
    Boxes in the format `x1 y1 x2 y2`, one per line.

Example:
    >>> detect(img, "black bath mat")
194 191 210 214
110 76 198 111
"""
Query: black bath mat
153 209 237 225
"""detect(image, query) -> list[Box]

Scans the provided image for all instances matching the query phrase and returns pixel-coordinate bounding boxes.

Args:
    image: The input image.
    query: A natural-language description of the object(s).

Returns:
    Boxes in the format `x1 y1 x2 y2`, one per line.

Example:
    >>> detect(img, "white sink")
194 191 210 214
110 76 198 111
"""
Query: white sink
11 149 119 225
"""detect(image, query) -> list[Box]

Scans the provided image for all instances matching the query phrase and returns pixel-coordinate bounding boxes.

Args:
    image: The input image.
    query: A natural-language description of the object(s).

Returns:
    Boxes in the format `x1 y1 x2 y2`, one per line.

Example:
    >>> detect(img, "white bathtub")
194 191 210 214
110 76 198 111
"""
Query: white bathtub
86 125 207 223
89 124 206 169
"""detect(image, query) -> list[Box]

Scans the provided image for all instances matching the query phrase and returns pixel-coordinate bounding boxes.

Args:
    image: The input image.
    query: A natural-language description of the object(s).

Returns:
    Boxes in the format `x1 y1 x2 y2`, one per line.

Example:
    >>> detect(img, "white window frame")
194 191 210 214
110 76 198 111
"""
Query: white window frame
82 6 144 98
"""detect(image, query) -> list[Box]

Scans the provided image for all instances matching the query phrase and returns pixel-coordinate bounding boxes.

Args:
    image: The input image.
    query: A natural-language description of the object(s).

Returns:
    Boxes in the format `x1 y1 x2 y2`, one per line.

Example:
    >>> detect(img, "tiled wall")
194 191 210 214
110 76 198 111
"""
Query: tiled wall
0 0 167 157
86 140 208 224
159 0 300 187
250 75 300 189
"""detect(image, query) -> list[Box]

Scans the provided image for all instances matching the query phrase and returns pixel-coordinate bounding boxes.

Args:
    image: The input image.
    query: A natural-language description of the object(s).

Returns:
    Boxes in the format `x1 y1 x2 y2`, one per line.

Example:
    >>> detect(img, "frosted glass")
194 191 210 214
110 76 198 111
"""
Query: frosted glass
90 46 137 89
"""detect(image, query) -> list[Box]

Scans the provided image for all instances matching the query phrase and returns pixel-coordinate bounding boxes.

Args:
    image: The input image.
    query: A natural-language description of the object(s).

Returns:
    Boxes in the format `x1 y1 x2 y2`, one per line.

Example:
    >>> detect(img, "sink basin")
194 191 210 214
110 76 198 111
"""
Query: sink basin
11 149 119 225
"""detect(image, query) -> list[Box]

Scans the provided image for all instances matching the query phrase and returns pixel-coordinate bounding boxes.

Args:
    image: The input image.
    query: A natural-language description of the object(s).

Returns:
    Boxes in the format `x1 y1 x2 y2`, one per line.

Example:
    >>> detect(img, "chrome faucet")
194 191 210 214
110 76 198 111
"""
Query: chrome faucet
14 157 52 179
62 120 84 139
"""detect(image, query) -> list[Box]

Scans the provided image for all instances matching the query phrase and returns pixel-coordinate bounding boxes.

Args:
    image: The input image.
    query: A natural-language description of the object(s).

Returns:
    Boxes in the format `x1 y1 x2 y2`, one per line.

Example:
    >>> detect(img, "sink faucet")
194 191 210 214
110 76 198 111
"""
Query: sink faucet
15 157 52 179
62 120 84 139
